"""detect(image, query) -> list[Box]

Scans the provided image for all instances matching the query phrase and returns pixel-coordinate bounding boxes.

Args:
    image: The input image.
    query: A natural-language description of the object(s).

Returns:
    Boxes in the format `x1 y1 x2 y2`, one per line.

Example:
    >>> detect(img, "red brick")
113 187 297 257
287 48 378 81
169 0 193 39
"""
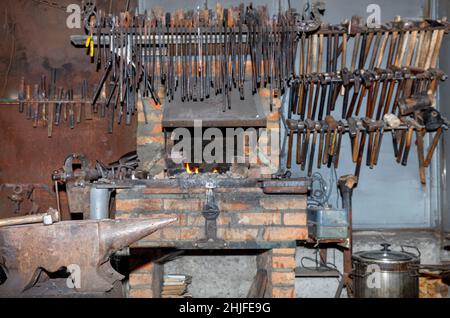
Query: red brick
162 227 202 240
272 256 296 269
131 261 154 272
236 213 281 226
219 201 253 212
149 136 165 144
129 273 153 286
218 228 258 241
180 227 202 240
187 214 230 226
150 123 163 135
115 213 129 219
136 136 153 145
259 88 271 98
138 213 185 226
272 287 295 298
272 271 295 285
146 112 163 123
163 199 203 211
272 248 296 256
263 227 307 241
266 120 280 129
266 111 280 122
140 230 161 242
283 212 307 226
260 197 307 210
116 199 163 212
129 288 153 298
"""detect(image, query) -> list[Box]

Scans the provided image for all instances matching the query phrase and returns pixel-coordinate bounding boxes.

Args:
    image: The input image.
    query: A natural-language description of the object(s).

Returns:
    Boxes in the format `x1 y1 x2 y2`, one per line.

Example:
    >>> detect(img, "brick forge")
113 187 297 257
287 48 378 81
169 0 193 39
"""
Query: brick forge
116 183 307 298
117 89 308 298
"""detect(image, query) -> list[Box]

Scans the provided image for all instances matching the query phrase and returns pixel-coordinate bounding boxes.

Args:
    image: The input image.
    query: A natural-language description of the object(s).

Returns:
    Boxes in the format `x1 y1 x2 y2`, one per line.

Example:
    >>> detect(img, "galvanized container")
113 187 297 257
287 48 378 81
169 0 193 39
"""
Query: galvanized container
89 187 111 220
307 206 348 240
352 244 420 298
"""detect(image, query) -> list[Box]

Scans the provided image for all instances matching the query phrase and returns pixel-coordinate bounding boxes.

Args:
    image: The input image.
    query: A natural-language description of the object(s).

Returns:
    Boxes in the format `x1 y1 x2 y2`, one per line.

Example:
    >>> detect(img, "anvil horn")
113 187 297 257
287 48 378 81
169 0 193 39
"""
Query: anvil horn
99 218 177 257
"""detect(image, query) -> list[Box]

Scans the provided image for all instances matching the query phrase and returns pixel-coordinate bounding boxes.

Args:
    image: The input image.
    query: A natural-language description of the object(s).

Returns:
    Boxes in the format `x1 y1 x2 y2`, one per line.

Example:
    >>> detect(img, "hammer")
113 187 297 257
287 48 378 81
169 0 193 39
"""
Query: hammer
0 208 60 228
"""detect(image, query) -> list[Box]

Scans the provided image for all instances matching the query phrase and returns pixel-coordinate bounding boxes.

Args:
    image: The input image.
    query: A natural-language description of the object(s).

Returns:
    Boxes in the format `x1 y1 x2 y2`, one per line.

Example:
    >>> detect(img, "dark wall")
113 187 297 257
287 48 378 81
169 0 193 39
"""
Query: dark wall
0 0 136 97
0 0 137 219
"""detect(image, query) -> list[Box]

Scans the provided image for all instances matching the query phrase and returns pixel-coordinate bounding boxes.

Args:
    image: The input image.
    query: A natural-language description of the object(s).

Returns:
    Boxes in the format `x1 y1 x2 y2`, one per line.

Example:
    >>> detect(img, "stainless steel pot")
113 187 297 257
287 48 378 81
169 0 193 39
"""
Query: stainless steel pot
352 243 420 298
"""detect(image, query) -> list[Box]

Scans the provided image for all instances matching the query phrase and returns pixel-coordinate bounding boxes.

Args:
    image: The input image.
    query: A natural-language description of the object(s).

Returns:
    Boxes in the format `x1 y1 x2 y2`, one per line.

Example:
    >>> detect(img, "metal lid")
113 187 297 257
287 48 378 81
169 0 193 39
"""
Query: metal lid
353 244 420 264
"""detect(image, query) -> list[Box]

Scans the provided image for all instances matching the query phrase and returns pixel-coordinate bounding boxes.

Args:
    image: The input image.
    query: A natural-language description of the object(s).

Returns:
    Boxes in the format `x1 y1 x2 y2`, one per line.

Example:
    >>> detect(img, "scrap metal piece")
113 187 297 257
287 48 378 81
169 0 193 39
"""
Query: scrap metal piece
0 217 175 296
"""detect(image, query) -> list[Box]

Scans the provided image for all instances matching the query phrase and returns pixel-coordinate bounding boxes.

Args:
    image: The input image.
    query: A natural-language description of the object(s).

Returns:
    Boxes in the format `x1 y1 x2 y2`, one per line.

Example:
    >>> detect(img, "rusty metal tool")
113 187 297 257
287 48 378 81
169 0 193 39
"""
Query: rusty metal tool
400 117 423 166
398 93 434 116
424 127 443 167
317 120 327 169
301 119 314 170
311 74 321 120
415 128 426 184
376 30 390 69
308 121 320 177
341 68 350 119
346 117 358 163
386 22 400 67
371 120 385 168
355 121 368 178
324 115 337 165
375 68 392 120
32 84 39 128
296 121 305 165
362 117 376 168
318 73 329 120
307 75 315 119
384 113 402 159
333 120 345 168
346 70 361 118
368 30 381 70
286 122 294 169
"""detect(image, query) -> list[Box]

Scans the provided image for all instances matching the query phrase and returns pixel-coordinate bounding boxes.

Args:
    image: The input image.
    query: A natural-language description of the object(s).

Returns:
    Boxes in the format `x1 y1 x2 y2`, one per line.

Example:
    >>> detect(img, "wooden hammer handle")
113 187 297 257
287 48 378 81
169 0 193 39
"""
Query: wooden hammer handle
0 209 60 228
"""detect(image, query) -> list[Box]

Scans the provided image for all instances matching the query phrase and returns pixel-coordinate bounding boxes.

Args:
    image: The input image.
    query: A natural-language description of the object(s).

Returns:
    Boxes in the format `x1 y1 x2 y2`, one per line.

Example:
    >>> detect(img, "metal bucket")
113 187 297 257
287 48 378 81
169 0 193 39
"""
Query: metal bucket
351 243 420 298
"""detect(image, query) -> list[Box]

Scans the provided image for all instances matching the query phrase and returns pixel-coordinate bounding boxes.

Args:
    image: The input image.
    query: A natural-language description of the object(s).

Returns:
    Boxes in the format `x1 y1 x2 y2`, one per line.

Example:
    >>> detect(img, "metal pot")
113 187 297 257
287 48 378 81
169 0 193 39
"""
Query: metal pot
351 243 420 298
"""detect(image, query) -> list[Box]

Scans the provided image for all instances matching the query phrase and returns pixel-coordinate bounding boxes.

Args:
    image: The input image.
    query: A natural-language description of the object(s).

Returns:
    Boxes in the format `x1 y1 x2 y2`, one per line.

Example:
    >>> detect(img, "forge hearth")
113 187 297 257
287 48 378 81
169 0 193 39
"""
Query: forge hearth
119 81 306 298
115 177 309 298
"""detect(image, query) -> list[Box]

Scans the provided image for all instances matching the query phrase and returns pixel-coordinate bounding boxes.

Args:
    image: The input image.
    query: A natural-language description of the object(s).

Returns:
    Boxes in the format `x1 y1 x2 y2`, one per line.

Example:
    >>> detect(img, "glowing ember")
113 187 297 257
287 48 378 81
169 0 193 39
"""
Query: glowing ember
184 163 199 174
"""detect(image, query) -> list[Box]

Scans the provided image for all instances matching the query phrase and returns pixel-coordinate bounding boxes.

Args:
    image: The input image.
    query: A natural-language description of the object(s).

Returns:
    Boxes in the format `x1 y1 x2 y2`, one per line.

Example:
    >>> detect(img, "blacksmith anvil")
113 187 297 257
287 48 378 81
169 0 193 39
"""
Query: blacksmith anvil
0 218 175 296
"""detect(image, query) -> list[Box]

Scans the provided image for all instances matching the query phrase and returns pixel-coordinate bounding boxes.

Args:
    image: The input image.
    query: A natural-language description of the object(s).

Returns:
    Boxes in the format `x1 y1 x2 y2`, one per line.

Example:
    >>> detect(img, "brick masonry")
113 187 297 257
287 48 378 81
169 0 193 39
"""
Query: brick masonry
116 186 306 298
116 186 307 247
